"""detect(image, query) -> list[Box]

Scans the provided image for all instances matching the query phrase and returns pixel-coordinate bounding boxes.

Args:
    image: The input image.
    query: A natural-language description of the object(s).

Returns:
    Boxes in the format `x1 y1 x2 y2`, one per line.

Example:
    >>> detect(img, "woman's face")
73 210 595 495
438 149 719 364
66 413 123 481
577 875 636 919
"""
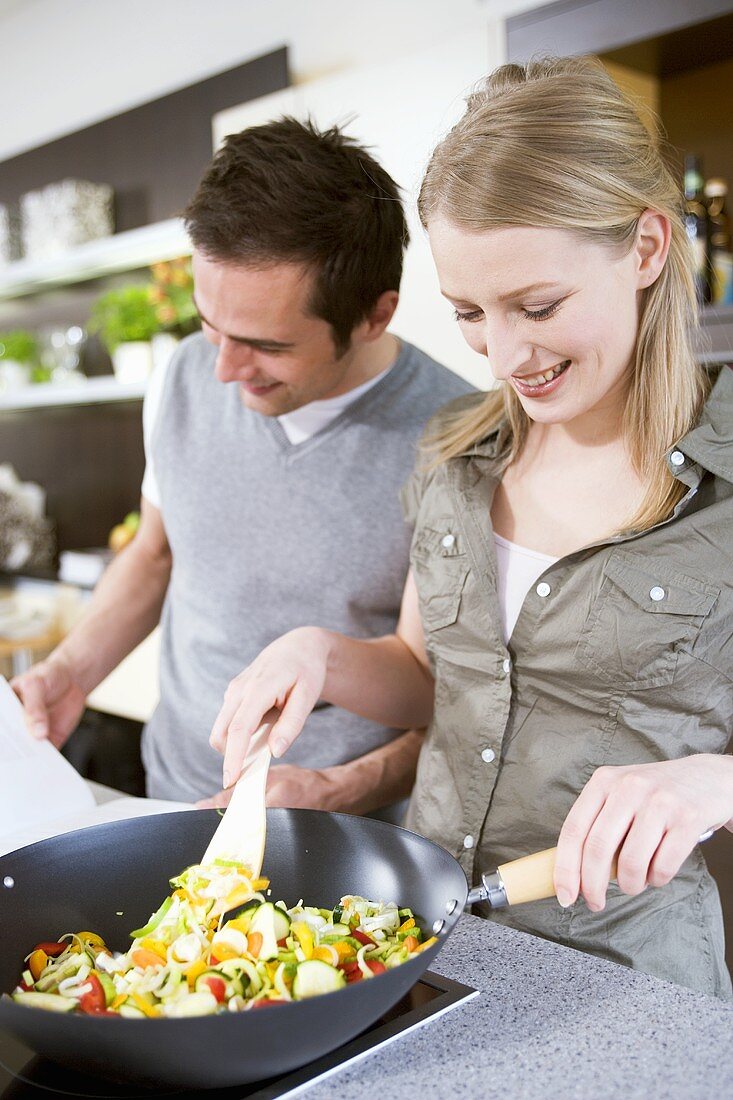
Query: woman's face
428 217 648 430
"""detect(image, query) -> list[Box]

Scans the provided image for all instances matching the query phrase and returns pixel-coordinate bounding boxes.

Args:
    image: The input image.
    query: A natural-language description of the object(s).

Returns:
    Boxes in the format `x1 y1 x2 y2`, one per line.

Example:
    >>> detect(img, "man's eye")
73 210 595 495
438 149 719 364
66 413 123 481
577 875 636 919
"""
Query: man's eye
522 300 563 321
453 308 483 323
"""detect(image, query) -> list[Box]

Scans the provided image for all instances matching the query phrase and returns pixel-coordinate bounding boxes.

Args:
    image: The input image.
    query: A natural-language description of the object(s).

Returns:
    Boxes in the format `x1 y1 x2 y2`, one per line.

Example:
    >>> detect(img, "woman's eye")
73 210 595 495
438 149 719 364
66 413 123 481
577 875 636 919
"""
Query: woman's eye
522 300 563 322
453 308 484 323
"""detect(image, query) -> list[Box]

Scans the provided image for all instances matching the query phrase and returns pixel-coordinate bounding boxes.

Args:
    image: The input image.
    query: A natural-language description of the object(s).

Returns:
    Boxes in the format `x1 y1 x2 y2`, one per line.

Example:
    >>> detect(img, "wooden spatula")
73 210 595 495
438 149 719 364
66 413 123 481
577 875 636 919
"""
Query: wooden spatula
201 710 278 877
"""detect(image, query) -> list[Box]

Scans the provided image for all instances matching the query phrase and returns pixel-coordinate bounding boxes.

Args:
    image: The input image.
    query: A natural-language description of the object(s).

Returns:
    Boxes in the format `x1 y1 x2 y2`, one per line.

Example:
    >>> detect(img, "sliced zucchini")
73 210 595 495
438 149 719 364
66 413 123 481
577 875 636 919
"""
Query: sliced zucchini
271 906 291 941
165 990 218 1017
292 960 346 1000
248 903 279 960
12 991 77 1013
118 1002 147 1019
225 898 261 921
97 971 116 1006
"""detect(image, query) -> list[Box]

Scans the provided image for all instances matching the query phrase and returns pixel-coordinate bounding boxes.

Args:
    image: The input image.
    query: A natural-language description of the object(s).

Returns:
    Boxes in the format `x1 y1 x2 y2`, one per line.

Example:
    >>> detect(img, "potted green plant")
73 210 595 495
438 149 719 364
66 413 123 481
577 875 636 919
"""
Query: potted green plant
0 330 47 391
89 284 161 383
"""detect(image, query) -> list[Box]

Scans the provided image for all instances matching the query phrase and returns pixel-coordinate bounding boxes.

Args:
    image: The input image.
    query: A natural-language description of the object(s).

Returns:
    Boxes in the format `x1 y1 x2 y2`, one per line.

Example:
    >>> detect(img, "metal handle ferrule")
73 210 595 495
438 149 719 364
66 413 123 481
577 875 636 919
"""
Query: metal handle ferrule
465 869 507 909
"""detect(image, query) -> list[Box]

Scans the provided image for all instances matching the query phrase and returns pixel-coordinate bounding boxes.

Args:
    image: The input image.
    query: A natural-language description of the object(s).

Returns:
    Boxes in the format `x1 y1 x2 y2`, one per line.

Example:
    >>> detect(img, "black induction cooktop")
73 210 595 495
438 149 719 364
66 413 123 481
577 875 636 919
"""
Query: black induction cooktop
0 972 478 1099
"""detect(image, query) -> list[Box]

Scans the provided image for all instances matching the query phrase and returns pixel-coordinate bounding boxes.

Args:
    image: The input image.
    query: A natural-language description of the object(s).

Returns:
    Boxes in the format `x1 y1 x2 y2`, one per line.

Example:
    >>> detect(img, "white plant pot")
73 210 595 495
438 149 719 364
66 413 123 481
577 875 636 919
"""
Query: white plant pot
151 332 180 374
111 341 154 385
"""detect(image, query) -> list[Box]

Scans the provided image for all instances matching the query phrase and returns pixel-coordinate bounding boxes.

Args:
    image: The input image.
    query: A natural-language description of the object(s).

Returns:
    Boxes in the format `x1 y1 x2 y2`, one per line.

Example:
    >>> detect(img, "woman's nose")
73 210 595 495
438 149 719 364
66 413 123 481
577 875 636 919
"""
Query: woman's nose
484 322 533 381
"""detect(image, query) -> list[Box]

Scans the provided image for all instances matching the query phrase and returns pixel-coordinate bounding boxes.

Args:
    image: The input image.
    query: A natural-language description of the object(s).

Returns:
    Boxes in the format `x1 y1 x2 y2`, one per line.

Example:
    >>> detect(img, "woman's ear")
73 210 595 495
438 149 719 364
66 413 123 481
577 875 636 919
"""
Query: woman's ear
635 209 671 290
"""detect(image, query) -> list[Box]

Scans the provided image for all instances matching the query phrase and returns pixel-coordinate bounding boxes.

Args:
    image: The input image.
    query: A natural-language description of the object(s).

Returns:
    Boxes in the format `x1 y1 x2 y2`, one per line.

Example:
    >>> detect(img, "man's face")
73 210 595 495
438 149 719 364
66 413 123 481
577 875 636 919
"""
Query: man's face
192 252 357 415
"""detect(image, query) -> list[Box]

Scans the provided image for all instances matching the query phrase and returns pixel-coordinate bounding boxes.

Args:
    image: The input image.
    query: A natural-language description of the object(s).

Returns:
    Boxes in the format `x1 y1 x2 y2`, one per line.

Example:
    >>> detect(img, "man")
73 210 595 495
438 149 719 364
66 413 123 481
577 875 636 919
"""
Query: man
13 118 472 818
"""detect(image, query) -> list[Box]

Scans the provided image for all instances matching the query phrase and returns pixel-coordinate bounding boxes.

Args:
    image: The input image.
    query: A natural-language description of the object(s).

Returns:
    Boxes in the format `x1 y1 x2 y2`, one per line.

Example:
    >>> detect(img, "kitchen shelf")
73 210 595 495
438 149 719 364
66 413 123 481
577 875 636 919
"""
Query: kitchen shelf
0 375 145 411
0 218 190 301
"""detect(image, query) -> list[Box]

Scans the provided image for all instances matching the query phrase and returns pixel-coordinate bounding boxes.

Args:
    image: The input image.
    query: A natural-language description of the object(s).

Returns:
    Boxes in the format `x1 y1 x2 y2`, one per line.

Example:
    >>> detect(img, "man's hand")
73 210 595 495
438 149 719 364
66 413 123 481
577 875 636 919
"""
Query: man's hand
11 656 87 748
196 764 340 812
553 754 733 911
197 729 425 814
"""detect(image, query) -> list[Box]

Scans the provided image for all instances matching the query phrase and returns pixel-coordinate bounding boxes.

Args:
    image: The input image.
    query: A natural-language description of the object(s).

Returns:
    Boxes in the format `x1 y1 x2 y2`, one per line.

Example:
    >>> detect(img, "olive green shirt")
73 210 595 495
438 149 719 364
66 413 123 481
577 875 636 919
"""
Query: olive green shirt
403 365 733 998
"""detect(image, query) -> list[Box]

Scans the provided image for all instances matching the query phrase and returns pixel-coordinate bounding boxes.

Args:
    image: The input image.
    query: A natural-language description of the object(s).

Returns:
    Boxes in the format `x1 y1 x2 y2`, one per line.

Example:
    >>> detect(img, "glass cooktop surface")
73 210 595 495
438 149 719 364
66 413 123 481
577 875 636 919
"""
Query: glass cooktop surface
0 972 478 1099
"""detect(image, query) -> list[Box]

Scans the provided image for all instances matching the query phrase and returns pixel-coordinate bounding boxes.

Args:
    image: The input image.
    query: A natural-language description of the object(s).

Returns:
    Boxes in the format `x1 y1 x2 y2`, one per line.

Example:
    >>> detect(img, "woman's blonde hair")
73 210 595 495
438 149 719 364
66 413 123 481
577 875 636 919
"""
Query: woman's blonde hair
419 56 709 533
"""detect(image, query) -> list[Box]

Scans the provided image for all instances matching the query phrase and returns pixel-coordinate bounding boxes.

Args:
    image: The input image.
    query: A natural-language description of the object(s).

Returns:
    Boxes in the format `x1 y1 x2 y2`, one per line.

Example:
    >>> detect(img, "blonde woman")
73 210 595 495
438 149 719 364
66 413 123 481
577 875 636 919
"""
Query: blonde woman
209 58 733 996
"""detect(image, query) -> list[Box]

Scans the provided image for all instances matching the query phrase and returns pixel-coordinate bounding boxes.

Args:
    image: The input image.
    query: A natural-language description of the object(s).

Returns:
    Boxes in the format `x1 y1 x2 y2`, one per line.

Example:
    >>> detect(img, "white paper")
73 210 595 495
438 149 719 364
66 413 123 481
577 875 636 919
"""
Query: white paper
0 676 194 856
0 675 95 834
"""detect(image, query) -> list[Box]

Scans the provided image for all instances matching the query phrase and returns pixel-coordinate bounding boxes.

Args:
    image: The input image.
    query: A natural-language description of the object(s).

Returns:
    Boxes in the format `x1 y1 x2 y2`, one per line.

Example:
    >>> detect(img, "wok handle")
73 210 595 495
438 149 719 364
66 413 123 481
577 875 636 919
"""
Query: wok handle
466 829 715 909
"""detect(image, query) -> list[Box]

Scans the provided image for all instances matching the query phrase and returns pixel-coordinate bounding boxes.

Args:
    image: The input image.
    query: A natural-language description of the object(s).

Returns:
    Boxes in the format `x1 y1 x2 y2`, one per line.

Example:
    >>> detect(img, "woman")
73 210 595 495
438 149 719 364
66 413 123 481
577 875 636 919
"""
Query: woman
210 58 733 996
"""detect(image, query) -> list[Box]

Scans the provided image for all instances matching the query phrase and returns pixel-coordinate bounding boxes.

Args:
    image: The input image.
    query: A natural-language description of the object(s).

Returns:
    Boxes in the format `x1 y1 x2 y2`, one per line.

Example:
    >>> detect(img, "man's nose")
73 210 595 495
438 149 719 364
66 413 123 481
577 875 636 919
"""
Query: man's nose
483 320 534 381
214 338 256 383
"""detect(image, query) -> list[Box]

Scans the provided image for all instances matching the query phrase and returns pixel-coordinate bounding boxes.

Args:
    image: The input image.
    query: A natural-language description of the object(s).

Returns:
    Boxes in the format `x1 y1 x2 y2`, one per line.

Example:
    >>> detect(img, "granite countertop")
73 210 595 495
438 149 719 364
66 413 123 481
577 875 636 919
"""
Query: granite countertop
306 914 733 1100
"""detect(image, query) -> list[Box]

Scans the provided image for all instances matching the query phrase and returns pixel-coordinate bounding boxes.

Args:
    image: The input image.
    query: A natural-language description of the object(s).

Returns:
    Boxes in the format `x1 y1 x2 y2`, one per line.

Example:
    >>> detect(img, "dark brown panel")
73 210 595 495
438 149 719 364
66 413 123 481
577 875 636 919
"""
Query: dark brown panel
661 56 733 189
0 399 145 552
0 47 289 230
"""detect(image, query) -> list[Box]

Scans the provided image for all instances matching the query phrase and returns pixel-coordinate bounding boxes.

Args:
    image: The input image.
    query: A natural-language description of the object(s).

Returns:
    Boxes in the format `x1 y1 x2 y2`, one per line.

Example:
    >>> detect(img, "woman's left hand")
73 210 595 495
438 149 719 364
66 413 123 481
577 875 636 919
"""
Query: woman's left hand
553 754 733 911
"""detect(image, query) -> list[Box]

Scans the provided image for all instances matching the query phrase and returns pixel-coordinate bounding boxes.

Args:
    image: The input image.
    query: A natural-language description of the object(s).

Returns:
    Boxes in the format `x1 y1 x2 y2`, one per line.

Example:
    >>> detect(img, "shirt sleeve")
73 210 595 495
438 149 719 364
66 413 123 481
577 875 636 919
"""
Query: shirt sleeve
140 352 171 509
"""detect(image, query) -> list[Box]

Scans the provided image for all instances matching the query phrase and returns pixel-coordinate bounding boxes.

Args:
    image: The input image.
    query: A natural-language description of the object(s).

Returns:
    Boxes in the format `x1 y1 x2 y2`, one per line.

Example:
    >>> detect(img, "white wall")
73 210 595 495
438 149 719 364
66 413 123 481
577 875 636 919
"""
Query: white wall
1 0 547 383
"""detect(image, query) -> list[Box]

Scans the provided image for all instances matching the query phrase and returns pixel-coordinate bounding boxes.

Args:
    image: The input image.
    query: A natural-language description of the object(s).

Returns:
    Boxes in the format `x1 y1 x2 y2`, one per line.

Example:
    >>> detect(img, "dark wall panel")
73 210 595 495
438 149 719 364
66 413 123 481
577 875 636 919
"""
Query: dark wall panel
1 399 145 552
0 46 289 230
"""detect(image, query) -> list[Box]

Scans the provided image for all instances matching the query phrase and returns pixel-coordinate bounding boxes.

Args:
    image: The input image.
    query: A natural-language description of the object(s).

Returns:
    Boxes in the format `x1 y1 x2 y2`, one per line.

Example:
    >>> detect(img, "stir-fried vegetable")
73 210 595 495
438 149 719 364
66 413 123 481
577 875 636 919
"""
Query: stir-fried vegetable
9 860 435 1018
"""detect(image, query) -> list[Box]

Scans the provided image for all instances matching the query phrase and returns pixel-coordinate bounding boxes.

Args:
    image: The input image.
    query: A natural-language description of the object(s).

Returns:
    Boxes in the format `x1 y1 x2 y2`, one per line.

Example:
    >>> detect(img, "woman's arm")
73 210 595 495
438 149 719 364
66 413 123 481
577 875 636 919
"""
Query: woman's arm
553 754 733 910
209 570 434 789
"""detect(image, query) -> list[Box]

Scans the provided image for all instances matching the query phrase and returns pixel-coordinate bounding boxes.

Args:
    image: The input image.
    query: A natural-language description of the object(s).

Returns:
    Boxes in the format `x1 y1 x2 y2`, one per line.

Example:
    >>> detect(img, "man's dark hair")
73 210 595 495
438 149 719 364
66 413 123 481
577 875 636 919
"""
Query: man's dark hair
184 117 409 354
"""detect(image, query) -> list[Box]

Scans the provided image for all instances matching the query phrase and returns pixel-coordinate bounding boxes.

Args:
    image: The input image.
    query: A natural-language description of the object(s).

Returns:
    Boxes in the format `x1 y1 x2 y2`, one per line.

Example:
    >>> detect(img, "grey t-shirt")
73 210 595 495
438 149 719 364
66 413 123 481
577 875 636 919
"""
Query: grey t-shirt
142 333 474 805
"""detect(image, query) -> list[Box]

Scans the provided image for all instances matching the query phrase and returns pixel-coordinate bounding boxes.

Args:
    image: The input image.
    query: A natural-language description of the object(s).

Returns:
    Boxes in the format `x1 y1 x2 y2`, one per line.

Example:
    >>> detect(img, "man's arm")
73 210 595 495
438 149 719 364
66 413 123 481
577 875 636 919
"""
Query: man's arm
197 728 425 814
12 497 172 745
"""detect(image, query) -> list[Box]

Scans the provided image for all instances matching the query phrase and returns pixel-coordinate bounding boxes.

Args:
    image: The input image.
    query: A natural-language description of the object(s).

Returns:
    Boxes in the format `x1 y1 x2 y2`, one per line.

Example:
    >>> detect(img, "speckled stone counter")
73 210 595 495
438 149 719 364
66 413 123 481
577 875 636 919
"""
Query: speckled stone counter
306 914 733 1100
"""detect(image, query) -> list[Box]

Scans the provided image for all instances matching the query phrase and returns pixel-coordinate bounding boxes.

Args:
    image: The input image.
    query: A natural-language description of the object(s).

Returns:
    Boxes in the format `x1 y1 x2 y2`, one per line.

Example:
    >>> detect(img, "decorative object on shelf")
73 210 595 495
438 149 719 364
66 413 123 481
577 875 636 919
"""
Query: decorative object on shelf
0 203 22 267
37 324 87 386
58 547 114 588
20 179 114 262
0 330 39 391
89 284 159 384
0 464 54 572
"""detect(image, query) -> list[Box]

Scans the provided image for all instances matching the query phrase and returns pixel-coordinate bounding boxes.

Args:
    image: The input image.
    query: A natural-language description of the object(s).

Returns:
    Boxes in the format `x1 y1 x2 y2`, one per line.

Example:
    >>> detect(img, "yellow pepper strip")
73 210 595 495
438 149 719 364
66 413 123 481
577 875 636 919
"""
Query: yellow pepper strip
111 994 127 1010
185 959 208 988
140 938 168 961
210 942 240 962
398 917 415 932
76 932 106 951
226 915 251 935
333 940 355 962
221 883 256 911
290 922 314 960
173 888 193 902
414 936 438 953
28 949 48 982
312 945 338 965
132 993 161 1018
251 877 269 892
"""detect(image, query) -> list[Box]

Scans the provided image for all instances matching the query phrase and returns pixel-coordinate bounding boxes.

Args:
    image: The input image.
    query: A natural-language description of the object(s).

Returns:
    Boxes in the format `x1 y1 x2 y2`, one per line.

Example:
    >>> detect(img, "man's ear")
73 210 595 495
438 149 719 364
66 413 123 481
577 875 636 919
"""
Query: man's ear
353 290 400 344
635 209 671 290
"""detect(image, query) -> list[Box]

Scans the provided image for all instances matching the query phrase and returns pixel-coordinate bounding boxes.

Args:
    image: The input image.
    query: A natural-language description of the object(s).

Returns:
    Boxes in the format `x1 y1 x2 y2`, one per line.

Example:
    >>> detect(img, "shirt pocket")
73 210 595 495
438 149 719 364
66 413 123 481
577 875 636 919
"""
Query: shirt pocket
575 551 719 690
411 524 468 632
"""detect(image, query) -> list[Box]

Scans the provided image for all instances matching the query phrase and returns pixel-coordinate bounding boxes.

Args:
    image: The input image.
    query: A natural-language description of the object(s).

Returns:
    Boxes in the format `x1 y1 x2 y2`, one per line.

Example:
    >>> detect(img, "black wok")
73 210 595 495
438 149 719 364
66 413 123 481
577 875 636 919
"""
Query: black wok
0 809 467 1089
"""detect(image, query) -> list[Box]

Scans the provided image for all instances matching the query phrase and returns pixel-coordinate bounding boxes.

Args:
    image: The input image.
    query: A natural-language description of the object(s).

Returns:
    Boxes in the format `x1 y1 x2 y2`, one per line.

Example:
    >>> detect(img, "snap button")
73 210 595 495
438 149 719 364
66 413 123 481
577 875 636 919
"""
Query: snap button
441 534 456 549
670 450 685 467
536 581 551 598
502 657 511 675
481 748 496 763
649 586 666 602
463 834 475 849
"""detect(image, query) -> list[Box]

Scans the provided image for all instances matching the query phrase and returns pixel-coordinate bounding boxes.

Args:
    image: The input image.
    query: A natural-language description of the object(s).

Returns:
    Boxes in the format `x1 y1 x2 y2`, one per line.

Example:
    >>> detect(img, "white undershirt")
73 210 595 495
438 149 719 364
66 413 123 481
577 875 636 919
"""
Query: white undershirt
494 533 559 645
141 358 392 508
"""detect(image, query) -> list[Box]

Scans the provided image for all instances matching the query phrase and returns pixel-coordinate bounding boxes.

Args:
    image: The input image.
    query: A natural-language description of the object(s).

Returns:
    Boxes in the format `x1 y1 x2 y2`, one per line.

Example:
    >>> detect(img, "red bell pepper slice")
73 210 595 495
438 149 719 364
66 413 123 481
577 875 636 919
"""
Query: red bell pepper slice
366 960 386 976
34 941 66 957
203 976 227 1003
78 973 106 1015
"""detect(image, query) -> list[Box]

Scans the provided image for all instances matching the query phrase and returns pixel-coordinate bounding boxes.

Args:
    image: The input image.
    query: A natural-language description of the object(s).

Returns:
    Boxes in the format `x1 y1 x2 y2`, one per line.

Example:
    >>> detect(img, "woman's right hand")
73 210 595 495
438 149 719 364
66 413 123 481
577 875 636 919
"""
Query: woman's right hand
11 655 87 749
209 627 333 789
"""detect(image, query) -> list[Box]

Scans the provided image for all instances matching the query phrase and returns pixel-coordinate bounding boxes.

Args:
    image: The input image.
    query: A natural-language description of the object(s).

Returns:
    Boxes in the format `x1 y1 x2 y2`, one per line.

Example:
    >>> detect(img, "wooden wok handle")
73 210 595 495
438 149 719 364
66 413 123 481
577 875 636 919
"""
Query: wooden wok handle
497 847 618 906
492 828 713 907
